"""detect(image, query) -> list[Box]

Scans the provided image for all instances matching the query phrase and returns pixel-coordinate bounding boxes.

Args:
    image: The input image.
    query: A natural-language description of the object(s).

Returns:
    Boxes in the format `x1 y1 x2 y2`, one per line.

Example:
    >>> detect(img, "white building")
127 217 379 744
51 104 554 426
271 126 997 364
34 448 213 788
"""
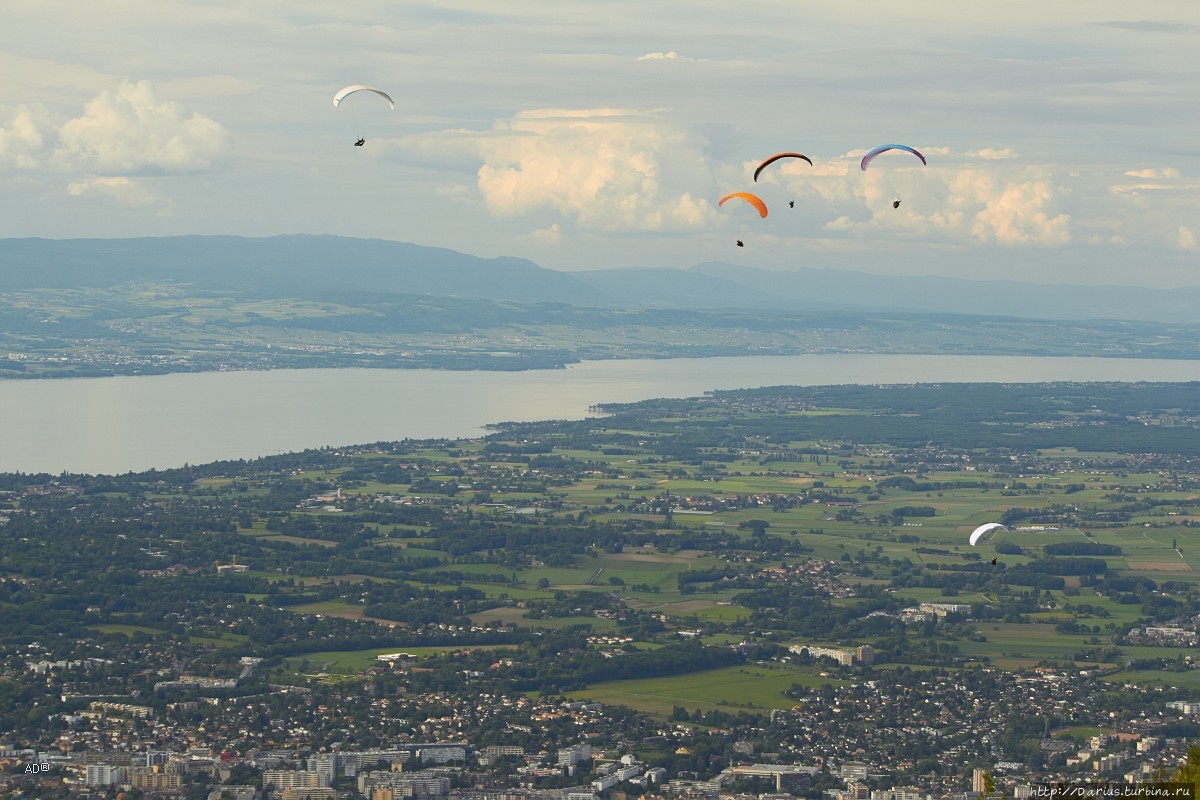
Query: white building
870 787 923 800
591 774 621 793
263 770 328 790
558 744 593 768
85 764 127 786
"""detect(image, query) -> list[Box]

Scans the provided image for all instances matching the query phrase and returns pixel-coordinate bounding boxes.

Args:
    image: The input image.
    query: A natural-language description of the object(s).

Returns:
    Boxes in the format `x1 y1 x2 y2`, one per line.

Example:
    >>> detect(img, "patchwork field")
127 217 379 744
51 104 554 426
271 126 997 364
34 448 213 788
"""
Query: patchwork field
285 644 513 674
566 663 845 717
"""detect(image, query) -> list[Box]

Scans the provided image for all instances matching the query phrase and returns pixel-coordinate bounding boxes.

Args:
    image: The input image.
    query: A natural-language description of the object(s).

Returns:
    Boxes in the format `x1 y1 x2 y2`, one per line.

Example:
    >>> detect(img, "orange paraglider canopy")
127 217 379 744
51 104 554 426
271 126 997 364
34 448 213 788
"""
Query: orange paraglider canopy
718 192 768 218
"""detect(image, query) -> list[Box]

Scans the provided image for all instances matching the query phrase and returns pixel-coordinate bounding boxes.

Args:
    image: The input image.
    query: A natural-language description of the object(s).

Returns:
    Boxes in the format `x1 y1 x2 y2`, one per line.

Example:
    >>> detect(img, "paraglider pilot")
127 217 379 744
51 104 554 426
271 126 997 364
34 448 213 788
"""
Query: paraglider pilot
736 240 744 248
892 199 901 209
354 138 365 147
789 200 795 208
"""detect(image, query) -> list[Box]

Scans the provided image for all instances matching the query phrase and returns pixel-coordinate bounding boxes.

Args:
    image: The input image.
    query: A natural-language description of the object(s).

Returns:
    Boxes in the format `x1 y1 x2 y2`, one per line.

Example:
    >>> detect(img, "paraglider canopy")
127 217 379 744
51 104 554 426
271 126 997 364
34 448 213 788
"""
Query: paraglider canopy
333 84 395 109
860 144 926 171
753 152 812 182
969 522 1007 547
719 192 768 218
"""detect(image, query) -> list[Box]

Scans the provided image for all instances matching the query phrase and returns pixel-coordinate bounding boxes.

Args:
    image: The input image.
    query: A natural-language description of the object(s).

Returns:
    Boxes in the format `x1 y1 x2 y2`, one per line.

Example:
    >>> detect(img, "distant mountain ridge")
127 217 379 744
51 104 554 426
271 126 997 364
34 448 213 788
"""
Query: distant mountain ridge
1 234 1197 323
681 263 1200 323
0 235 600 306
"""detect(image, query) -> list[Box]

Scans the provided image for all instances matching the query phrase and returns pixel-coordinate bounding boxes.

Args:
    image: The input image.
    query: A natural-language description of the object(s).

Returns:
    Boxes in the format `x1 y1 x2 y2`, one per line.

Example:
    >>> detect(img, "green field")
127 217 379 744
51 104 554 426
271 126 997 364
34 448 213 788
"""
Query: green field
469 606 620 630
285 644 513 674
955 623 1105 667
286 599 376 621
92 624 165 638
188 632 249 649
91 623 247 648
566 662 846 717
1105 670 1200 688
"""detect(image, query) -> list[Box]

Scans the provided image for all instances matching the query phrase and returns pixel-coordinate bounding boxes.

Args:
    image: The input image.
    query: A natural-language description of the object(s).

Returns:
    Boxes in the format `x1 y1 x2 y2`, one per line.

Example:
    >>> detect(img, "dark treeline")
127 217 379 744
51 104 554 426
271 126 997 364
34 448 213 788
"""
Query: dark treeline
504 639 745 694
540 382 1200 456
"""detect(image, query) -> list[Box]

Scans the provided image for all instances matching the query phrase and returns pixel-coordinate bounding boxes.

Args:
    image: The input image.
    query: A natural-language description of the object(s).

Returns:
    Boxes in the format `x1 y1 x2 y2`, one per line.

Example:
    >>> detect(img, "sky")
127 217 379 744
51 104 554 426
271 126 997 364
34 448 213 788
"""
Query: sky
1 1 1198 287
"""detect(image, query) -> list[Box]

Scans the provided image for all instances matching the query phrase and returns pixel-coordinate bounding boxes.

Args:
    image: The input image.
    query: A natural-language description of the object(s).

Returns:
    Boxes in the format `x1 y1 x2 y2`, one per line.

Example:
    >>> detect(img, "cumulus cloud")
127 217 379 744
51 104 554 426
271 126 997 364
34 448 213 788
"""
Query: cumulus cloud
968 176 1071 245
1111 182 1174 195
54 80 230 176
1179 226 1197 251
2 82 229 188
1103 167 1200 248
920 146 1018 161
1125 167 1181 179
520 223 562 246
0 105 50 168
799 151 1195 253
800 151 1072 246
67 176 167 210
432 183 475 202
476 108 717 232
806 160 853 179
638 51 680 60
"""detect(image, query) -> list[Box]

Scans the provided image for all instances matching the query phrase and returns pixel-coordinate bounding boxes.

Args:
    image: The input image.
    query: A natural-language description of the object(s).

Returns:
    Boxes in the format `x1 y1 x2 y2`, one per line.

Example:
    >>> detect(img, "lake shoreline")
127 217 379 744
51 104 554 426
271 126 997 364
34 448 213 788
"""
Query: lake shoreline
6 344 1200 383
2 354 1197 476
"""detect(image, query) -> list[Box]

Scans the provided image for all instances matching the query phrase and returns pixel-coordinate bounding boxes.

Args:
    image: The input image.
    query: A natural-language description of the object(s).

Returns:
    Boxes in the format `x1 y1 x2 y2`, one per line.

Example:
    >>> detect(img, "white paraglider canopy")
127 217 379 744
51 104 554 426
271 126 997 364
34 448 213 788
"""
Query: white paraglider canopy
333 84 395 109
969 522 1007 547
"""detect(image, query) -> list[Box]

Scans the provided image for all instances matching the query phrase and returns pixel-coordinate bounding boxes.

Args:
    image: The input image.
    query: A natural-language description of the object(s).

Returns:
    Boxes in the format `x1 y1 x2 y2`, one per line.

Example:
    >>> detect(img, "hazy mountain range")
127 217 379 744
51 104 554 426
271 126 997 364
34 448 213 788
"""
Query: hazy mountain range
1 234 1196 323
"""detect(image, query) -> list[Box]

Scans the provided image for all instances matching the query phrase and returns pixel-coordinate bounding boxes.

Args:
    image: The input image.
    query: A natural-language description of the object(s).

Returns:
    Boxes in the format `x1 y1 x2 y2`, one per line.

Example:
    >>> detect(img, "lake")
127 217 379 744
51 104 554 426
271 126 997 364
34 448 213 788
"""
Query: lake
1 354 1197 475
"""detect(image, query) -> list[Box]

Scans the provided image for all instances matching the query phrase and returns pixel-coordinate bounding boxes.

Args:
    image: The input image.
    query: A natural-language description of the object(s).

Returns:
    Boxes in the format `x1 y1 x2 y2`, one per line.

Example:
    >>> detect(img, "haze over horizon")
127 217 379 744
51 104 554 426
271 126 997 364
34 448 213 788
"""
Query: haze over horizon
2 2 1198 289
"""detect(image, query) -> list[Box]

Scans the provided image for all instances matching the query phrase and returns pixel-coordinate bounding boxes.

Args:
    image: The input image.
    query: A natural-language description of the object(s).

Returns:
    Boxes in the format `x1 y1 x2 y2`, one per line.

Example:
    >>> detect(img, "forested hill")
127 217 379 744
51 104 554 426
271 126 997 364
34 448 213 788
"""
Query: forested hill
0 235 597 304
2 236 1199 379
4 235 1200 322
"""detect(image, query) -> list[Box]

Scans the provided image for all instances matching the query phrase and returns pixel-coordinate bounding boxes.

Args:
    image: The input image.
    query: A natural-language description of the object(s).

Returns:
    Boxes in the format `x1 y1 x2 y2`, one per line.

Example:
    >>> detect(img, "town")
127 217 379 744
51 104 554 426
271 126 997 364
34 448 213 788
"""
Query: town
3 382 1200 800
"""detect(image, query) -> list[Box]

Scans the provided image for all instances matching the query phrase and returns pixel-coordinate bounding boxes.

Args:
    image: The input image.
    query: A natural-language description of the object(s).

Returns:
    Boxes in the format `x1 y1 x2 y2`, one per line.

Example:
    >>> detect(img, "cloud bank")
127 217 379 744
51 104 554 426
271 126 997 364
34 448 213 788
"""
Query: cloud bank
2 81 230 209
476 109 716 232
0 106 49 169
750 150 1071 246
54 81 230 176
